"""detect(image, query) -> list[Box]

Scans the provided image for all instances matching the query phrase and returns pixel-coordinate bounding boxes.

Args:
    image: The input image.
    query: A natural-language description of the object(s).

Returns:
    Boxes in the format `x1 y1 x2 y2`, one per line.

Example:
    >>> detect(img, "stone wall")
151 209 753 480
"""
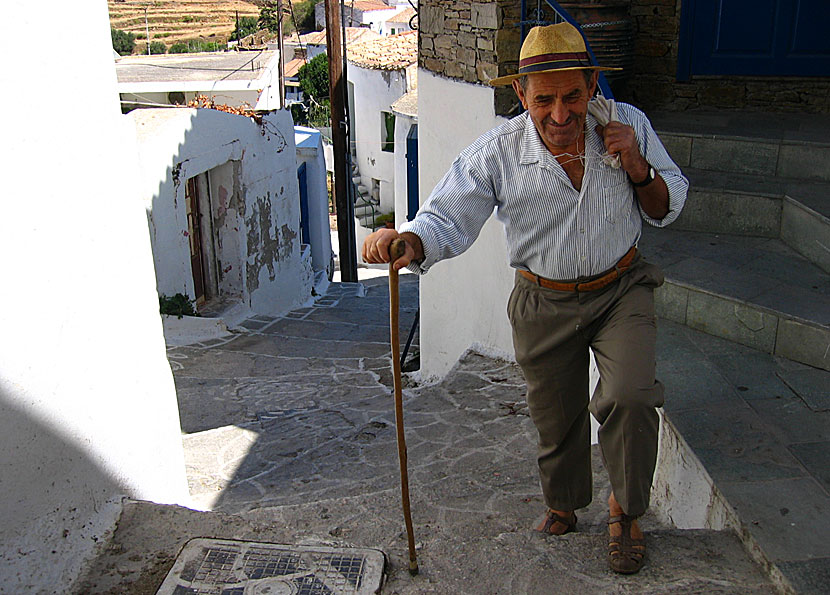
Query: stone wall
419 0 830 114
418 2 499 85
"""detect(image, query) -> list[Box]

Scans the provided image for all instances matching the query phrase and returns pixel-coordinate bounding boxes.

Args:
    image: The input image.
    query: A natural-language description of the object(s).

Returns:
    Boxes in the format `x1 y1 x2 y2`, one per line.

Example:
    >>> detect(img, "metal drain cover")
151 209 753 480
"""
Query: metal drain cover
156 538 385 595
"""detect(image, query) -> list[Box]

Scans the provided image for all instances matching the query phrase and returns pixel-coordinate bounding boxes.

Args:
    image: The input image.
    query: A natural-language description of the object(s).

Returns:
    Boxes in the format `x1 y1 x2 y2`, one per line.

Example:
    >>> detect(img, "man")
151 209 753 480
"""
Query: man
363 23 687 574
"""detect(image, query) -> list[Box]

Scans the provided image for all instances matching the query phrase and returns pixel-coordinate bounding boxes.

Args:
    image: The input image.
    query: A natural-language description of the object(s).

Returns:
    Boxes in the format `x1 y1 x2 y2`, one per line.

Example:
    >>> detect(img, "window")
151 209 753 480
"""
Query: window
381 111 395 152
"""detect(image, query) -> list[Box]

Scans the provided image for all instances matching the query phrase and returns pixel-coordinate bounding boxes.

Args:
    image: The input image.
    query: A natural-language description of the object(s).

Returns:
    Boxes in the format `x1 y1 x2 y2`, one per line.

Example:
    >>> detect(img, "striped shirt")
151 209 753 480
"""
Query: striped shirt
400 103 688 280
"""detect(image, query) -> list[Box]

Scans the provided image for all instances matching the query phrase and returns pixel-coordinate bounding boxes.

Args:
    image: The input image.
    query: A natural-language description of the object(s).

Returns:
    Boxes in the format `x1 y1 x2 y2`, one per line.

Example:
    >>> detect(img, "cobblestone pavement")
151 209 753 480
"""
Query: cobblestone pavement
77 277 776 594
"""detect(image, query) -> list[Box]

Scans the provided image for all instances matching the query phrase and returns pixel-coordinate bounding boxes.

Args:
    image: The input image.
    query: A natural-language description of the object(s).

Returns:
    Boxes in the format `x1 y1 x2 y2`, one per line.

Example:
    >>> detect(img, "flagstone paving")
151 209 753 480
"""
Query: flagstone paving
76 276 777 594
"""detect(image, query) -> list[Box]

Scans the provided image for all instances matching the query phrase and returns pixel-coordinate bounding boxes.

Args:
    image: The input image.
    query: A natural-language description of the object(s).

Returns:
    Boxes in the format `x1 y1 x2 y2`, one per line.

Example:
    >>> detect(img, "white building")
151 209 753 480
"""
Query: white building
380 7 417 36
293 28 382 61
295 126 336 282
0 2 190 590
390 88 418 230
117 50 284 111
347 31 417 220
131 107 327 317
315 0 405 33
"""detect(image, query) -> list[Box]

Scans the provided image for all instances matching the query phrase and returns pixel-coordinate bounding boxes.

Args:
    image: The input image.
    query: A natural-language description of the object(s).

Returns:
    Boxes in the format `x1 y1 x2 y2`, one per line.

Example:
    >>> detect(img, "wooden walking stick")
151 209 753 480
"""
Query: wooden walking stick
389 238 419 575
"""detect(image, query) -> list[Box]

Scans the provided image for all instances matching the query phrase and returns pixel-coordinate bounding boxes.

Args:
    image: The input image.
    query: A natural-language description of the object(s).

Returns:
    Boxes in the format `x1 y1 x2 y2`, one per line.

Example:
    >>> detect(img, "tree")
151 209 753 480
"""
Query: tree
230 16 259 41
111 28 135 56
297 52 329 101
297 53 331 127
149 41 167 54
296 0 319 32
258 4 280 34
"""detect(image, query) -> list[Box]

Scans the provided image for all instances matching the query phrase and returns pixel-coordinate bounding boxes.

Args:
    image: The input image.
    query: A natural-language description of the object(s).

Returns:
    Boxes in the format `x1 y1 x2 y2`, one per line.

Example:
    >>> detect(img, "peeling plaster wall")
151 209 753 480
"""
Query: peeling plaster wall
348 64 409 215
0 1 189 590
132 108 311 317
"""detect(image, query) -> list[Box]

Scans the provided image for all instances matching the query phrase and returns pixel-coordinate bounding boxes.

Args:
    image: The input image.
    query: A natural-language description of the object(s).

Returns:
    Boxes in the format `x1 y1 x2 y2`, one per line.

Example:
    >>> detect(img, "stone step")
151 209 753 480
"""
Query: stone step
641 227 830 371
651 110 830 182
654 320 830 594
674 169 830 273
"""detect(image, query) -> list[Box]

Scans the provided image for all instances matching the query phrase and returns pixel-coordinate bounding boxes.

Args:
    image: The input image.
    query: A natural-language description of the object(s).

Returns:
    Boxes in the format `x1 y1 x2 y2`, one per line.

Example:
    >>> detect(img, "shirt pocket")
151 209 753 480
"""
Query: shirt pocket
599 180 634 226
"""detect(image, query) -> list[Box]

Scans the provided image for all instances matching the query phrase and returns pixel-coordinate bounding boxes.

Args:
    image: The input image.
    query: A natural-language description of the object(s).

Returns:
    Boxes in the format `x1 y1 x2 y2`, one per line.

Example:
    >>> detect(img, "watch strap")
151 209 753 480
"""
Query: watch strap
630 164 655 188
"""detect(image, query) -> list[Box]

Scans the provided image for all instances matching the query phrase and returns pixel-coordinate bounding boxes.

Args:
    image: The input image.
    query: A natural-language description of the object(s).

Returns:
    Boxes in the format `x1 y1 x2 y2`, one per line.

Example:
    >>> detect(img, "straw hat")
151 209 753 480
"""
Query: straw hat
489 22 621 86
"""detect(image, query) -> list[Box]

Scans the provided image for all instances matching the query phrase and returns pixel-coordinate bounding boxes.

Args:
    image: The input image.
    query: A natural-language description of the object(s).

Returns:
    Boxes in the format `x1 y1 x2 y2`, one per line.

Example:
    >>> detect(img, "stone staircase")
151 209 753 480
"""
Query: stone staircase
644 111 830 594
350 159 381 229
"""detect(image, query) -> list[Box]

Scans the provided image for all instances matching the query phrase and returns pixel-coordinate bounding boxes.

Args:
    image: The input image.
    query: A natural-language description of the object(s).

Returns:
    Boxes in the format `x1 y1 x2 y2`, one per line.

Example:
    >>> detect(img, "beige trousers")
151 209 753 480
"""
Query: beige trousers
507 255 665 517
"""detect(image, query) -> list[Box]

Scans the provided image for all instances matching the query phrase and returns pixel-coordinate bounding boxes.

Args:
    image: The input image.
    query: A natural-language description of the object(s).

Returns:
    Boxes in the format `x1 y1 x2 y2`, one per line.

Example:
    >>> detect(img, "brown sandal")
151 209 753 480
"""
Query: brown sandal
535 509 577 535
608 514 646 574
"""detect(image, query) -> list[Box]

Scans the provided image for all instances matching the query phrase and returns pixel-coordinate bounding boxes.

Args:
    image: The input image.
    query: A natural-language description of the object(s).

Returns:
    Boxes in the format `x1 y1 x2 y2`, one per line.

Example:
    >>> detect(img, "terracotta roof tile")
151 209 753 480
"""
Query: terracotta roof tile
347 30 417 70
387 7 416 23
284 57 306 78
391 89 417 117
297 27 381 46
348 0 394 12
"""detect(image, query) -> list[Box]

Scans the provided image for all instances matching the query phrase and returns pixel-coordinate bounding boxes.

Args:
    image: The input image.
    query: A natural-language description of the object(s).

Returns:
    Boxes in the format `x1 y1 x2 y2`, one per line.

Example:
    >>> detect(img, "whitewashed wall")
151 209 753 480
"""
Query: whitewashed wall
131 108 312 317
120 89 262 110
0 1 189 591
315 4 402 31
416 72 600 444
348 64 408 215
393 113 417 230
416 71 513 379
295 127 334 280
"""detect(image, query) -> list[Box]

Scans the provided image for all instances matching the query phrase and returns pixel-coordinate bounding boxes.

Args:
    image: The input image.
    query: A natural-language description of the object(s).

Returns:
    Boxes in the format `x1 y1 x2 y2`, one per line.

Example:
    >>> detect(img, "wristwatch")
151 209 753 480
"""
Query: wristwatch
630 164 656 188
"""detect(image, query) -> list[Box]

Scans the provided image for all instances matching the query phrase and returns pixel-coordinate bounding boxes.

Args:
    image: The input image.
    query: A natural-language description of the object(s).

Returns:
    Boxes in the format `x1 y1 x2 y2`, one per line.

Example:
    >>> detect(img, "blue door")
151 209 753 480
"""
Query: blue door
679 0 830 78
406 125 419 222
297 163 310 245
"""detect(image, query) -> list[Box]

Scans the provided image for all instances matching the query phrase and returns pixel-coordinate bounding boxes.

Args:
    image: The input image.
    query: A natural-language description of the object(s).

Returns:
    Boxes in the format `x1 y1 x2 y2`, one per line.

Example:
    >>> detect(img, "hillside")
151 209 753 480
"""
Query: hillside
107 0 261 50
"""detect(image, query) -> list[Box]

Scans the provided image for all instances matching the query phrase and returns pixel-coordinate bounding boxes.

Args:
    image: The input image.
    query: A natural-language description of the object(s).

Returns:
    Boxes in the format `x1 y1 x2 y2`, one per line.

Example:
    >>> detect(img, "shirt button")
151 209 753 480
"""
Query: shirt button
579 228 585 234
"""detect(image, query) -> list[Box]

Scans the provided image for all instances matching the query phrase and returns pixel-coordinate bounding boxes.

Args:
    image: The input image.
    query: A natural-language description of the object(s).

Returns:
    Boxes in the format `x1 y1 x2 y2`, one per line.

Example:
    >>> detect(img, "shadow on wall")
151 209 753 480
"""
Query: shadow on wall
0 388 124 591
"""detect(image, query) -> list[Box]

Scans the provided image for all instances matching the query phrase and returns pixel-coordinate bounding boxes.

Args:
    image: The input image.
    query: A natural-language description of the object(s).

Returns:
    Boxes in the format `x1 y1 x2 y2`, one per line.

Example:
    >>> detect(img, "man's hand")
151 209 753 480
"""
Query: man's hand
595 122 648 182
596 122 670 220
362 228 423 271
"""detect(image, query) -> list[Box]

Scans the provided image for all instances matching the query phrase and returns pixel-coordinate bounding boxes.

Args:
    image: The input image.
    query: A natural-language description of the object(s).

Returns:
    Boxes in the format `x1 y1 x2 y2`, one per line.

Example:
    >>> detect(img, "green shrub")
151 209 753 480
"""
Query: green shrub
149 41 167 54
159 293 198 318
168 40 221 54
230 16 259 41
111 28 135 55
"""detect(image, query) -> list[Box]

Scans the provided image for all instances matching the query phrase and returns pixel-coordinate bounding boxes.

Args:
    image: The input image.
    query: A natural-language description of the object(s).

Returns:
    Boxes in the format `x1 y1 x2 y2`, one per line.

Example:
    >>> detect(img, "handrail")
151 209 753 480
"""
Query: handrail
519 0 615 99
352 180 378 230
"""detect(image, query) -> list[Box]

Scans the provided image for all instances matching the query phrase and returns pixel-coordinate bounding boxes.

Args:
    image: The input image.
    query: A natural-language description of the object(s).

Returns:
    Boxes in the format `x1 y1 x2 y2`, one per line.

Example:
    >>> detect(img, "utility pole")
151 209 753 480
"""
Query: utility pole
325 0 357 282
144 6 151 55
276 0 285 108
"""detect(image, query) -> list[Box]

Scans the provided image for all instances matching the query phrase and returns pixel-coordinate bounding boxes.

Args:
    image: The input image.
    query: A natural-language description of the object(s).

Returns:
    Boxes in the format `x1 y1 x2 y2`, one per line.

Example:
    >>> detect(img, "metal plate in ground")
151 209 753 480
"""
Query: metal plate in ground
156 538 385 595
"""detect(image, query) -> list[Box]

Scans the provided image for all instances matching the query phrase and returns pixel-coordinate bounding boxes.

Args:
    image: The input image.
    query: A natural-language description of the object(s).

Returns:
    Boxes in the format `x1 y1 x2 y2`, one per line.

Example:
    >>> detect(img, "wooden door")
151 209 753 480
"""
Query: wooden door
185 177 206 306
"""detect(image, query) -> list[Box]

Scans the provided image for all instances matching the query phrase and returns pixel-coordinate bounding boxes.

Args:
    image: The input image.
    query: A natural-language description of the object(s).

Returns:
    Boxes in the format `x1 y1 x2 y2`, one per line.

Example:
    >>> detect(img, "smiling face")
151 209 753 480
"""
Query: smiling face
512 70 597 156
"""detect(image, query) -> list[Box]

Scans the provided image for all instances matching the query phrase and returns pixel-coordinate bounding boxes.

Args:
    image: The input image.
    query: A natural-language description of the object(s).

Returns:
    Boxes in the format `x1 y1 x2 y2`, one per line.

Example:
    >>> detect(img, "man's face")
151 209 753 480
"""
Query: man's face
512 70 597 155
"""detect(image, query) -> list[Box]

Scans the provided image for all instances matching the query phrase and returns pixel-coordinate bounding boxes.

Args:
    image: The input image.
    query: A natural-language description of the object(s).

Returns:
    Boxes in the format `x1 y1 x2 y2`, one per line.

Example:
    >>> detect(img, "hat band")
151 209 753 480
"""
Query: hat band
518 51 591 74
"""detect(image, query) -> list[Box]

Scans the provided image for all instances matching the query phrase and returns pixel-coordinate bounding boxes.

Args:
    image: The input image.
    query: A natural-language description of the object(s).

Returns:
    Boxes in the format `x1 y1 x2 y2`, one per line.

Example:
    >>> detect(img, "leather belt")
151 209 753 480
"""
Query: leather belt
519 246 637 292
